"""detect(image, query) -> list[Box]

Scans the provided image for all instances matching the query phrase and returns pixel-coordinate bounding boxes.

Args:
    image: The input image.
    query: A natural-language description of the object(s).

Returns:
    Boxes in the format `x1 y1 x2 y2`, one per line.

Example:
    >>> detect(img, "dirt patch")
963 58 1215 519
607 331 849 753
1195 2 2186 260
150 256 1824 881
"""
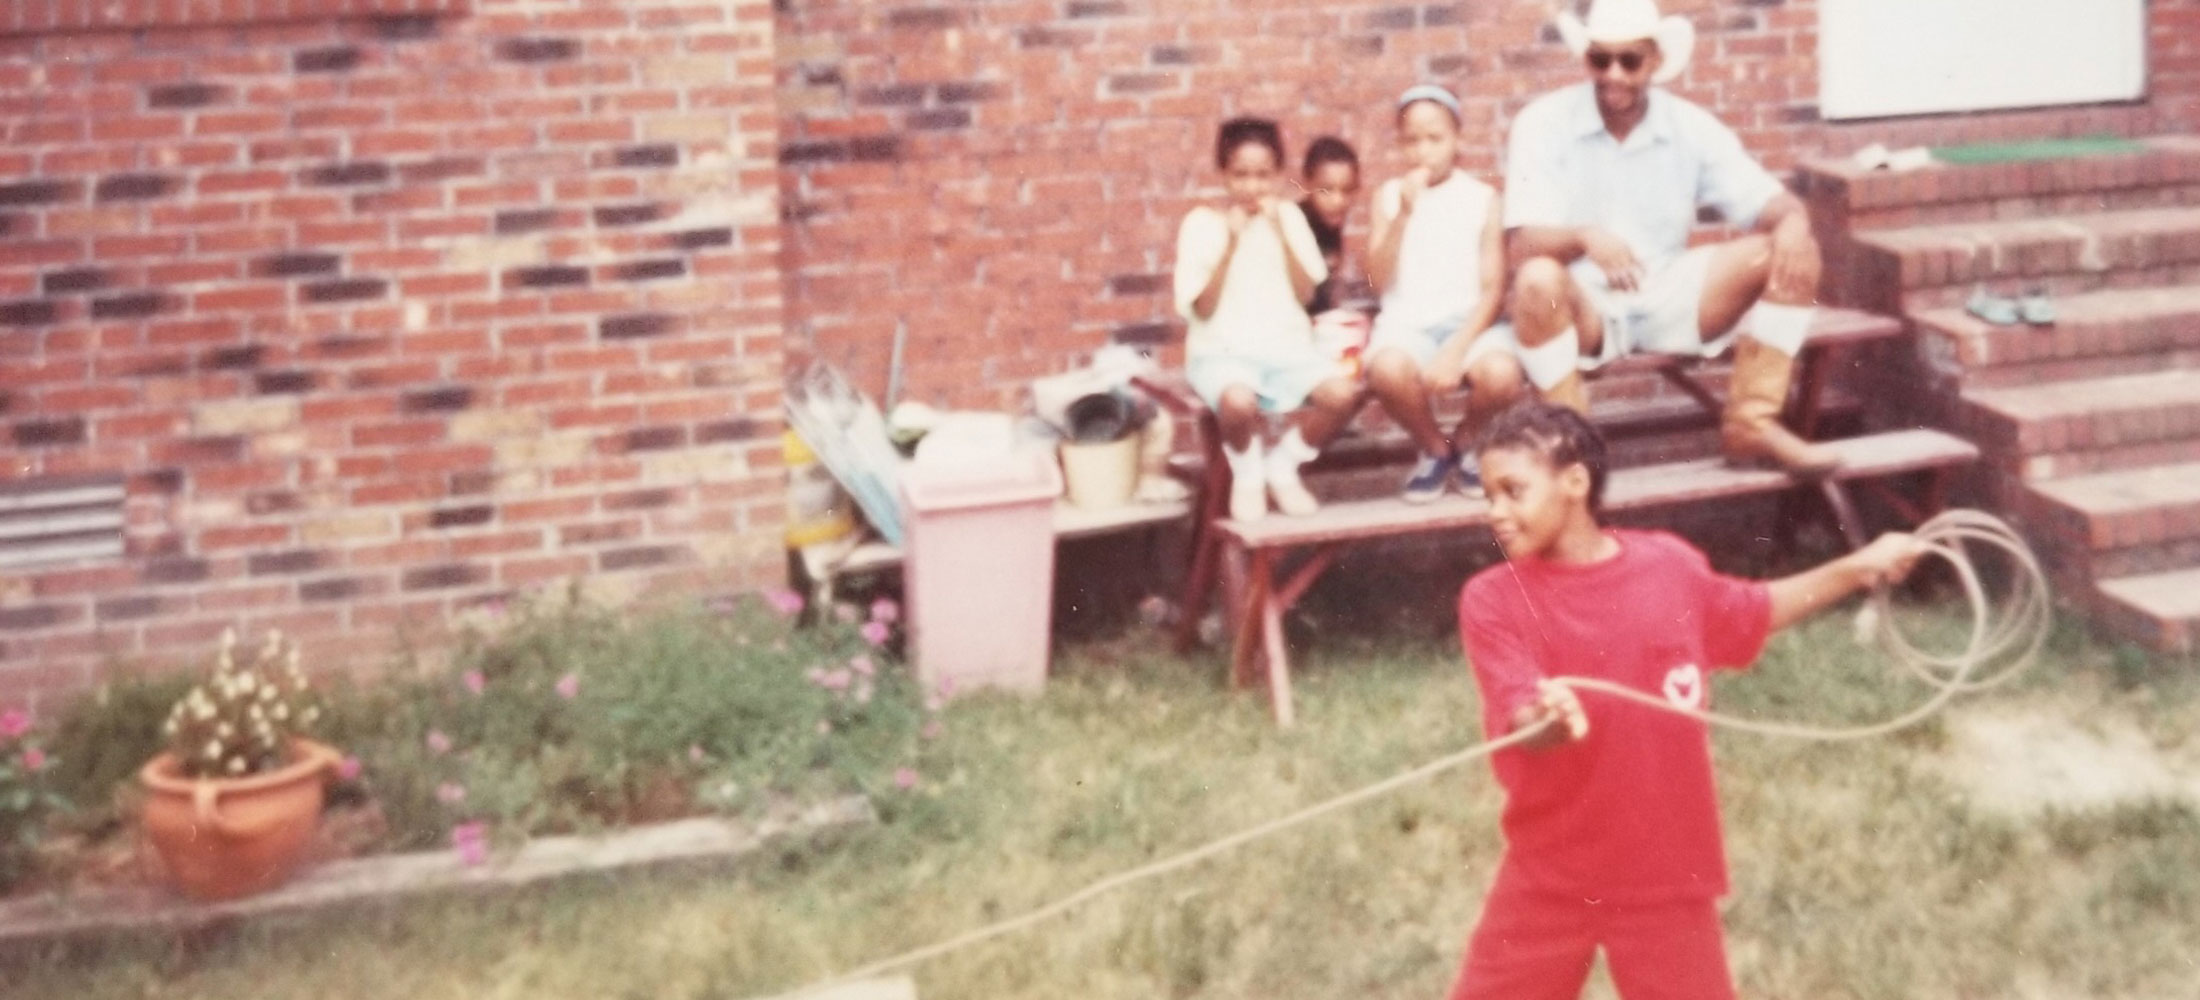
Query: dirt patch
1936 701 2200 816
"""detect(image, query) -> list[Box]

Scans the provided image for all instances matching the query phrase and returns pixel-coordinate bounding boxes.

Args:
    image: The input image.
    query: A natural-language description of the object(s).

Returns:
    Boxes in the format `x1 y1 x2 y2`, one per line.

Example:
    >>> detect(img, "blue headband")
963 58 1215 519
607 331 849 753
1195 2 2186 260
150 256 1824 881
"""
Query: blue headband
1396 83 1463 117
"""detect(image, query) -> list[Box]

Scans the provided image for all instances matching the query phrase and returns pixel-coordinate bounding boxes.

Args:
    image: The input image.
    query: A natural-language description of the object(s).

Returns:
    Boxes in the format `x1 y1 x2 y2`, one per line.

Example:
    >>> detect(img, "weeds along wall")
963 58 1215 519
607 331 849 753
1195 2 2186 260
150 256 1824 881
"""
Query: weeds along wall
0 1 786 704
774 0 2200 410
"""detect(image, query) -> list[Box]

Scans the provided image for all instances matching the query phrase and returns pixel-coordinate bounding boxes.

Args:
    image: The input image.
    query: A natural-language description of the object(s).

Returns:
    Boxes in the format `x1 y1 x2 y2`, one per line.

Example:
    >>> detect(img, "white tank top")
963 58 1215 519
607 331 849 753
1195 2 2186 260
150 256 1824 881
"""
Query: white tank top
1375 170 1494 339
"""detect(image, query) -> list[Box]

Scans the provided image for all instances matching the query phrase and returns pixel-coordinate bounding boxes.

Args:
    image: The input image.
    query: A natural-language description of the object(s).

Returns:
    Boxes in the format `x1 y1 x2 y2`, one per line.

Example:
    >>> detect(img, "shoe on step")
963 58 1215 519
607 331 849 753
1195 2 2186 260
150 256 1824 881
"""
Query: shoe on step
1965 285 2018 326
1455 459 1485 499
1228 466 1267 522
1266 459 1319 517
2019 286 2056 326
1401 451 1458 505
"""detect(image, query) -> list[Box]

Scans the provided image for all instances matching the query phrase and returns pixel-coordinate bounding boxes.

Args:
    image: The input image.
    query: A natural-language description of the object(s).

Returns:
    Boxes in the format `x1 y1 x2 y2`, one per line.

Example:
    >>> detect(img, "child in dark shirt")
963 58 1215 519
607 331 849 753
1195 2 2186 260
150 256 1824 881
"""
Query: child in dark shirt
1297 135 1361 316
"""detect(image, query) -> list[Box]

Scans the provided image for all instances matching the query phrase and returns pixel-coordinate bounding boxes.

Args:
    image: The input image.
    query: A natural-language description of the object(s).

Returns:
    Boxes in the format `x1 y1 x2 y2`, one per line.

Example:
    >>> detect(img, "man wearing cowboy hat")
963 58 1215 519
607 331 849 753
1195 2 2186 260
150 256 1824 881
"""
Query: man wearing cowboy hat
1499 0 1837 475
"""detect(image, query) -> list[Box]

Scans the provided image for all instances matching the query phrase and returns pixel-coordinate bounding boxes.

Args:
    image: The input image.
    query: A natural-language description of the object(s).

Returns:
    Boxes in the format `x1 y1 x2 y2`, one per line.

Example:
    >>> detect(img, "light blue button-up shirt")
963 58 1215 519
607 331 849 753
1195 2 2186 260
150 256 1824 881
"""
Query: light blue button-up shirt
1503 83 1783 292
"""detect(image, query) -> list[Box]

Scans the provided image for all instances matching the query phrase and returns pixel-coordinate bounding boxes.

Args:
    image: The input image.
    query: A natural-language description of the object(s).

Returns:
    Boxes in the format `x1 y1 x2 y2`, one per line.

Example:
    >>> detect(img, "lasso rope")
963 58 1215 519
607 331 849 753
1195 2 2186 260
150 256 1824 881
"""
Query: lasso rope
757 509 2049 999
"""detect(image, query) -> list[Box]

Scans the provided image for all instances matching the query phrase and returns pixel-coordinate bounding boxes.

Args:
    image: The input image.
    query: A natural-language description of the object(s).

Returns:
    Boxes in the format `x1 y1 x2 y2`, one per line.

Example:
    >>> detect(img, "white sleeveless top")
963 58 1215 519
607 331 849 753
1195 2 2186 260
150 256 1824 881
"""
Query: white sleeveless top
1373 170 1495 340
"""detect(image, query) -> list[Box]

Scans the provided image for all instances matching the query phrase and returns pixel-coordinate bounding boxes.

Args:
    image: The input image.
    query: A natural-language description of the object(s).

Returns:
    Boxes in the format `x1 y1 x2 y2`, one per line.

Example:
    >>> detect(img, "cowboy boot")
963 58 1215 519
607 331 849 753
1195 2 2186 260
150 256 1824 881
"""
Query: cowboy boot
1723 337 1840 476
1540 372 1590 416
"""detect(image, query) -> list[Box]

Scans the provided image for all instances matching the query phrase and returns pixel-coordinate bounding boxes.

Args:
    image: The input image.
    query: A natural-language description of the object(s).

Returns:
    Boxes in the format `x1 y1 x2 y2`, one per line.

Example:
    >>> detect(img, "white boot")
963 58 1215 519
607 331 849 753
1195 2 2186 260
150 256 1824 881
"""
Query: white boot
1224 438 1267 522
1264 427 1320 517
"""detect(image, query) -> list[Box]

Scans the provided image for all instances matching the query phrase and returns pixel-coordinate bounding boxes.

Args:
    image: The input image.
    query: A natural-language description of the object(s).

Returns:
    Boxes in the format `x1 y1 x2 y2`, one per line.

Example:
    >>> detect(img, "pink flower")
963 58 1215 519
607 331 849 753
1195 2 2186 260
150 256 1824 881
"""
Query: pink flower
336 755 363 781
0 708 29 740
818 669 851 693
688 744 705 764
924 693 944 713
832 603 861 625
462 670 485 696
555 673 579 699
849 654 875 677
892 767 919 790
921 719 944 741
436 782 467 805
20 747 46 771
764 588 805 618
859 621 891 646
706 595 739 617
451 821 489 866
869 598 900 625
936 676 956 697
426 730 452 755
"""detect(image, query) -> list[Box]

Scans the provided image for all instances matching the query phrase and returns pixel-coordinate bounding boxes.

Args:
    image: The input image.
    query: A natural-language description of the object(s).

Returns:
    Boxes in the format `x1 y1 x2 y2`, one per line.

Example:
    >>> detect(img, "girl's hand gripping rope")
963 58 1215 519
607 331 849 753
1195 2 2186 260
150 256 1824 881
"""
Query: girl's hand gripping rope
1512 678 1590 748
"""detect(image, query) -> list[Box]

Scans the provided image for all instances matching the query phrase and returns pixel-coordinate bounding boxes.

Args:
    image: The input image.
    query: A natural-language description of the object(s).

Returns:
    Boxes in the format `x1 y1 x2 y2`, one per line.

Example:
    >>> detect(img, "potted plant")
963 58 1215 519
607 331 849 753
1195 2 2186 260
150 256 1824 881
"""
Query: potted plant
139 627 338 900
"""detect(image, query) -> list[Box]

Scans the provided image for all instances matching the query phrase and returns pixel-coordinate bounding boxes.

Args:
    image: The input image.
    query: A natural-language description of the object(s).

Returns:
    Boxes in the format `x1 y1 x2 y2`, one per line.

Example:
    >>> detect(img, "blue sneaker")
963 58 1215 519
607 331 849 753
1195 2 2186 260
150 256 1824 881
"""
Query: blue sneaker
1401 450 1458 504
1455 459 1484 498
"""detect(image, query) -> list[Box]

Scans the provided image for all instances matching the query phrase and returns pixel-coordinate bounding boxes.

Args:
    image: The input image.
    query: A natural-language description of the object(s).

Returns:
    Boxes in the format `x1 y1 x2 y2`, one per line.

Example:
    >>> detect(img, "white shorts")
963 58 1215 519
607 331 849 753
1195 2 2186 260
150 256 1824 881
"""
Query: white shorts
1365 310 1469 367
1575 245 1736 370
1185 348 1337 413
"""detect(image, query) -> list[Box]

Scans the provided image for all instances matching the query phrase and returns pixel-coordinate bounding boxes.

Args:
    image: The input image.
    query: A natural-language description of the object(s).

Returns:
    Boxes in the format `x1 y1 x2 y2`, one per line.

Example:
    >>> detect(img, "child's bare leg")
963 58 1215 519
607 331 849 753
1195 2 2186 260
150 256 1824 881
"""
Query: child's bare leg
1453 352 1526 448
1290 376 1360 448
1215 385 1262 452
1365 346 1451 455
1510 257 1598 415
1215 385 1269 521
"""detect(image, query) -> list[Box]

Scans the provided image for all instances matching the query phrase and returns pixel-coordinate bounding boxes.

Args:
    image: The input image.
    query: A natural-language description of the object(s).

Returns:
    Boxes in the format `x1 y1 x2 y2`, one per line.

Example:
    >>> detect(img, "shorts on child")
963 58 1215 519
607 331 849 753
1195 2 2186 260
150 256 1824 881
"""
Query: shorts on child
1574 244 1734 371
1448 881 1737 1000
1366 310 1468 367
1185 349 1335 413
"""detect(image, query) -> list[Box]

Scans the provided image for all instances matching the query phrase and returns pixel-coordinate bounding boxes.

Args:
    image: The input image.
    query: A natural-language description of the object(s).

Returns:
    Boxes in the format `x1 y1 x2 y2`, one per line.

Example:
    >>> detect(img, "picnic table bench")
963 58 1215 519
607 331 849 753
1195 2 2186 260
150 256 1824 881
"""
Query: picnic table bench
1139 306 1981 725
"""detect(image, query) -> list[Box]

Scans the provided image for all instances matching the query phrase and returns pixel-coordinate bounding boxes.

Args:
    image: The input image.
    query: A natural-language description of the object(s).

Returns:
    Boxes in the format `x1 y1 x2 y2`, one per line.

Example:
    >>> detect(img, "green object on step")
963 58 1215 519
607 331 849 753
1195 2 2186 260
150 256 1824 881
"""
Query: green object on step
1928 136 2148 165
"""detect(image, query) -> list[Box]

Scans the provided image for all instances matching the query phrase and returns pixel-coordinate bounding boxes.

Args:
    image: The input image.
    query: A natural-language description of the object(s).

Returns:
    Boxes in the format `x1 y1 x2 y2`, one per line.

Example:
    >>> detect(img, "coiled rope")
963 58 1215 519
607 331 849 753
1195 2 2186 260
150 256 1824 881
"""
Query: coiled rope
758 509 2049 999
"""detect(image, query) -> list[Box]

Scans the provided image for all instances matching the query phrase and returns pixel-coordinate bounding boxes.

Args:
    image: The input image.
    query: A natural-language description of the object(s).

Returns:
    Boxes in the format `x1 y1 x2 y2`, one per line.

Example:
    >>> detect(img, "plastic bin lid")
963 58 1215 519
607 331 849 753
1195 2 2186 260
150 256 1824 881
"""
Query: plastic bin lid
900 449 1062 513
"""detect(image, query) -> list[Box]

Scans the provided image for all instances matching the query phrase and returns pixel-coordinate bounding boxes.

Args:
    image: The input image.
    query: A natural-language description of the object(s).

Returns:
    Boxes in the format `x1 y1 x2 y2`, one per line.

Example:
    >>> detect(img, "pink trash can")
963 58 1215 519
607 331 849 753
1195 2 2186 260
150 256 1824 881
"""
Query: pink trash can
899 451 1062 696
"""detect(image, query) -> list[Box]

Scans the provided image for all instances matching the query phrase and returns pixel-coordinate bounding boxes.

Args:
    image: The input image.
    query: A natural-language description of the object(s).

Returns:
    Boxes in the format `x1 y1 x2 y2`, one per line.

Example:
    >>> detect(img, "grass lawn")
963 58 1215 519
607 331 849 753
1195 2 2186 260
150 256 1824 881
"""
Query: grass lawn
11 602 2200 1000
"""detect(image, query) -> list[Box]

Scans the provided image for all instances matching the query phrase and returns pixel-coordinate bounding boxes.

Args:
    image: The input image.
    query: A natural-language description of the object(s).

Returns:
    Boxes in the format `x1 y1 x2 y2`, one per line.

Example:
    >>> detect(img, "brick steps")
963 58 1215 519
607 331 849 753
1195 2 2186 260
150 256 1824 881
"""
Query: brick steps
1960 369 2200 462
2019 462 2200 584
1801 136 2200 229
1807 138 2200 654
2093 567 2200 656
1854 206 2200 297
1913 285 2200 381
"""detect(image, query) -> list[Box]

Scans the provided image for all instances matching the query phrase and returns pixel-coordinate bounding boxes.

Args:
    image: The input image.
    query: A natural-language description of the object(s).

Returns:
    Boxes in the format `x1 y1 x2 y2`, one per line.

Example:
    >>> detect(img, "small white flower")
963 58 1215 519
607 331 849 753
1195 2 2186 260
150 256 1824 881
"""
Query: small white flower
226 756 246 775
202 740 222 760
272 703 290 721
216 722 233 739
162 718 178 736
302 706 319 724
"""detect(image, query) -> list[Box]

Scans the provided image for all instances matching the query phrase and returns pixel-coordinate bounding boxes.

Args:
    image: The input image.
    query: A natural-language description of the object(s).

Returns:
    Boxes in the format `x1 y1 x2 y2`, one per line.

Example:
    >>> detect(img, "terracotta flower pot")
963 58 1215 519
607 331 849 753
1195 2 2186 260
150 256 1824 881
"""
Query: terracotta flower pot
138 737 340 901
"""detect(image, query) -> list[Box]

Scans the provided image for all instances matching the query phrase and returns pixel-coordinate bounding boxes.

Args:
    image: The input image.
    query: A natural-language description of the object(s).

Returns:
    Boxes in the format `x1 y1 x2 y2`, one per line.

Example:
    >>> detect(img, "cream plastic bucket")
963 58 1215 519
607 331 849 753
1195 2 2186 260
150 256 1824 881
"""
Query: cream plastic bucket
1058 436 1139 510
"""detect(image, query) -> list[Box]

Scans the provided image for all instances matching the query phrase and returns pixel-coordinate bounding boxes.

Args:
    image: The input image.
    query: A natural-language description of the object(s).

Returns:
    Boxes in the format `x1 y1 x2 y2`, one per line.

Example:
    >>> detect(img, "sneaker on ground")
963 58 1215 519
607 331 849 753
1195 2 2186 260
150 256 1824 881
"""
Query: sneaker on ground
1401 451 1457 504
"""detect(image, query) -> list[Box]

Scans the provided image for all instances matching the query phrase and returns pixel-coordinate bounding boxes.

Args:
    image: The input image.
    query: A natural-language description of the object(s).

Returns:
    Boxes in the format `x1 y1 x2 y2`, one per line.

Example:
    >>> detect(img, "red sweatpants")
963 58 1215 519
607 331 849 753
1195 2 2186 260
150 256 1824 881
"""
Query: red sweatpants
1447 884 1737 1000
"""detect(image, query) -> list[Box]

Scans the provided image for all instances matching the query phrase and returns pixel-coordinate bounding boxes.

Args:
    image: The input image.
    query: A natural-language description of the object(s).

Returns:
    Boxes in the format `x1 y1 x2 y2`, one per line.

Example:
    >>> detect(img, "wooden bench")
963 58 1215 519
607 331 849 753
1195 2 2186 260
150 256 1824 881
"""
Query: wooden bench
1216 428 1979 725
1142 306 1915 659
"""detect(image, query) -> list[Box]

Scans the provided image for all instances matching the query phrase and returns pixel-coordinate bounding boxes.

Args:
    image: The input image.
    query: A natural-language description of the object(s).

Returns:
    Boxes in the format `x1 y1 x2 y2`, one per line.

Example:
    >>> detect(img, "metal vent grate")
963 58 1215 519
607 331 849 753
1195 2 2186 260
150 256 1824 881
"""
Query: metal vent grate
0 474 126 570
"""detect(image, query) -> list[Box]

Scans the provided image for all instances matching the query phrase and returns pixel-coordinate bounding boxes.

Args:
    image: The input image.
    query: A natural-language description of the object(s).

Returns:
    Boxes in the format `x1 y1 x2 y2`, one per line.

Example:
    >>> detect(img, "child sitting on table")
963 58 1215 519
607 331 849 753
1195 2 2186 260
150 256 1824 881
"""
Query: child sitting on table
1449 401 1925 1000
1173 117 1360 523
1364 83 1523 504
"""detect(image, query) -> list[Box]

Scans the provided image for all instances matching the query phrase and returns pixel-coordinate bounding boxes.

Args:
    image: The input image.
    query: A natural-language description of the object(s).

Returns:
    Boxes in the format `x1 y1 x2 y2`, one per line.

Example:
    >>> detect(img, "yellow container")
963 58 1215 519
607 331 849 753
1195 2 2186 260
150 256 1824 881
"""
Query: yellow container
1058 436 1139 510
784 431 857 547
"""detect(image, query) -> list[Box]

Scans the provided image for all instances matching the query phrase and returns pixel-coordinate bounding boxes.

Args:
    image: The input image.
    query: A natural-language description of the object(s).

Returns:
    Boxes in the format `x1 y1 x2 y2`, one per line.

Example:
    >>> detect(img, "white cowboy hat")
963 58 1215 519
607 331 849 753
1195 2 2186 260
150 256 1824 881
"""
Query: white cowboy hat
1554 0 1696 85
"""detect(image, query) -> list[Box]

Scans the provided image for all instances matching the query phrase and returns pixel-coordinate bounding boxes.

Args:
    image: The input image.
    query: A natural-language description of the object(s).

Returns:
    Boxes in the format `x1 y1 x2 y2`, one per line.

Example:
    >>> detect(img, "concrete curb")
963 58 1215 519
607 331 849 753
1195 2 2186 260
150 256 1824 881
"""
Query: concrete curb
0 796 876 961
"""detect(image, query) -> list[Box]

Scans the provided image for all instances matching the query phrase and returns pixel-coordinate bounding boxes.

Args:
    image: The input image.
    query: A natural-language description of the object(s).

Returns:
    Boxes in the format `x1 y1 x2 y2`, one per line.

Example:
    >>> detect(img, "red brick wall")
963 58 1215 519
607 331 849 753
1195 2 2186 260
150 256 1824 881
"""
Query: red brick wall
775 0 2200 411
1 1 785 704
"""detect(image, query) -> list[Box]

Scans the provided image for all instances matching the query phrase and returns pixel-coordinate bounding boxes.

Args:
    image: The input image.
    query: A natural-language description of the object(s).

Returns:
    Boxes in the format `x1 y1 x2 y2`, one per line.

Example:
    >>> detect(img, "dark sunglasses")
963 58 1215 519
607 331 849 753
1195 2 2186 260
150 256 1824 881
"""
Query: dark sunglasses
1586 50 1648 73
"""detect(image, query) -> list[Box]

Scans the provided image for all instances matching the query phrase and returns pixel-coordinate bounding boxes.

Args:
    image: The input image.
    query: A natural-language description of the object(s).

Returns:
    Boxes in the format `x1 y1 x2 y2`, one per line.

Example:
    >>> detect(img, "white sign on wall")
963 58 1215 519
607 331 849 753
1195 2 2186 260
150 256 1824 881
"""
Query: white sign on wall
1820 0 2147 120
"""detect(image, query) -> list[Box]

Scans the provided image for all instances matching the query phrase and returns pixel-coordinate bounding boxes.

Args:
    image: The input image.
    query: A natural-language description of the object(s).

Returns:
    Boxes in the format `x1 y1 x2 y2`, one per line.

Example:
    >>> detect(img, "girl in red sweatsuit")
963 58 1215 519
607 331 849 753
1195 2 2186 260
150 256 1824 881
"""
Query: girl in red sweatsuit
1451 402 1923 1000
